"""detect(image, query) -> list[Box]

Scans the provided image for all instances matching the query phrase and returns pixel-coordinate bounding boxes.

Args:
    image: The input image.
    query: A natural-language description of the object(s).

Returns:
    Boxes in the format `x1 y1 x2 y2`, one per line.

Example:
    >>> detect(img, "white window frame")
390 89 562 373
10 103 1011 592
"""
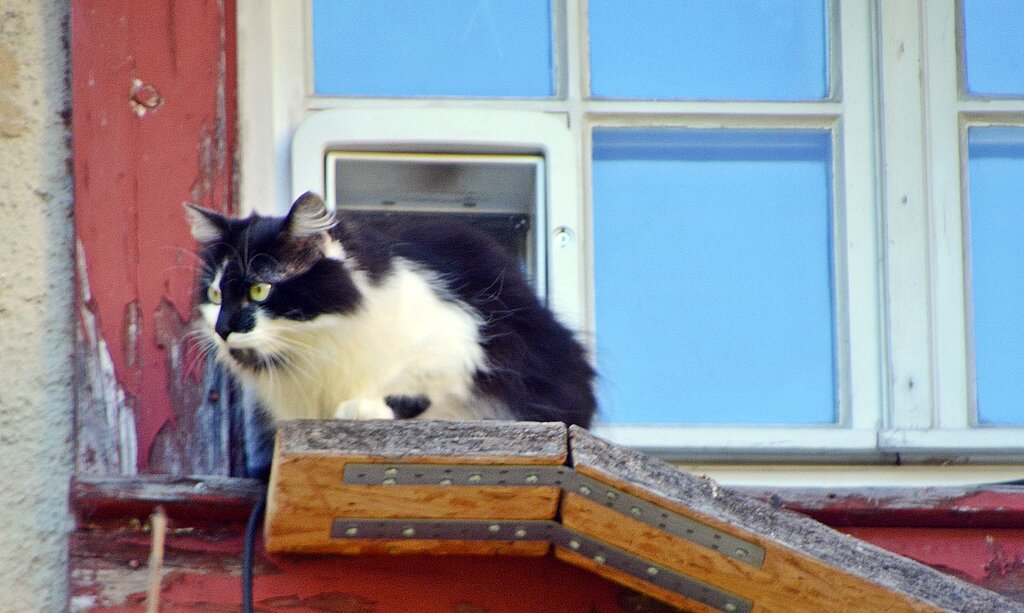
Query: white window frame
236 0 1024 475
875 0 1024 459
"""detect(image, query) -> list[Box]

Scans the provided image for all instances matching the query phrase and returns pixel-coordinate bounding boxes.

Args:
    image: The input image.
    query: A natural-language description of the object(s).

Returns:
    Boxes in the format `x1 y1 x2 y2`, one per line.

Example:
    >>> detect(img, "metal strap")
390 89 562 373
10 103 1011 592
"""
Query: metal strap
331 517 752 613
343 463 765 568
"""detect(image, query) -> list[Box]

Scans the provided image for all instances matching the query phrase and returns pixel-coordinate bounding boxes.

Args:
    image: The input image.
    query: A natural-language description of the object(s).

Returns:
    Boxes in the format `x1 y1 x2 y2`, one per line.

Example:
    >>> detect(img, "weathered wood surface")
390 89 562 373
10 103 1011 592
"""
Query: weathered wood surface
72 0 241 477
740 485 1024 528
553 547 722 613
265 420 567 554
70 512 629 613
568 426 1024 613
262 420 1024 612
73 475 264 522
72 439 1024 611
275 419 568 463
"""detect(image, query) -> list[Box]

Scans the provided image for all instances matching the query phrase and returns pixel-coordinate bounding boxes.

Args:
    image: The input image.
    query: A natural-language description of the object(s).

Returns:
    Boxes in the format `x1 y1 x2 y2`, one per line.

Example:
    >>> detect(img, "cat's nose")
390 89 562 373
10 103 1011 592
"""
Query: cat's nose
215 316 232 340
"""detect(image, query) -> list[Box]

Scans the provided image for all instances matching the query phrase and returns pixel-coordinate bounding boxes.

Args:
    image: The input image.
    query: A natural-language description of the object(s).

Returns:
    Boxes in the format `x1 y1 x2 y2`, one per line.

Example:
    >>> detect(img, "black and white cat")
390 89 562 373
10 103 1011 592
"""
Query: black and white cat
186 192 596 428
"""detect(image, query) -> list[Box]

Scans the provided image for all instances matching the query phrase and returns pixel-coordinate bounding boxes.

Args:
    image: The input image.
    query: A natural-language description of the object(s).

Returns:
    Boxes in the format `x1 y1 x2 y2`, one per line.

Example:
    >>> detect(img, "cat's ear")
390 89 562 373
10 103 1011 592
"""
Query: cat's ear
284 192 336 239
184 203 228 243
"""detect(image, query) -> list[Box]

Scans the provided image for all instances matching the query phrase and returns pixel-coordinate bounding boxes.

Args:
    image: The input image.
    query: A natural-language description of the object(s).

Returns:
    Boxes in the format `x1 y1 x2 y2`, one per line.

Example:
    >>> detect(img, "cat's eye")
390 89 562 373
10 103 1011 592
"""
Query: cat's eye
249 282 272 303
206 285 222 305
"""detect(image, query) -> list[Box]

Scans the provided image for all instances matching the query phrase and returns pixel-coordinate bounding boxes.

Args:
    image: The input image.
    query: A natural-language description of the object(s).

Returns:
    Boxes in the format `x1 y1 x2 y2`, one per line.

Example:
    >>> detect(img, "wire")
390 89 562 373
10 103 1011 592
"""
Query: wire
242 493 267 613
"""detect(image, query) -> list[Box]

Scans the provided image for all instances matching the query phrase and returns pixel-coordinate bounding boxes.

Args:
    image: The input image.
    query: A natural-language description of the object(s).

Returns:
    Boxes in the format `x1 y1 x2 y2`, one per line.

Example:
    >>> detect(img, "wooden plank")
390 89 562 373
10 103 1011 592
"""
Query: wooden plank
567 426 1024 613
561 492 939 613
554 548 722 613
265 420 567 554
274 419 568 463
70 519 628 612
741 487 1024 599
738 486 1024 528
73 475 264 522
71 0 240 476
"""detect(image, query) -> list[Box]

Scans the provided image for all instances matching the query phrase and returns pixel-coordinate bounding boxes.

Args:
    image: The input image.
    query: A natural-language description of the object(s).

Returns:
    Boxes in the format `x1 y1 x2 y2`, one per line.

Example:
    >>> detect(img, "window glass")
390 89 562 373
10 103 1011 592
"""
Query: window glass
967 127 1024 424
962 0 1024 96
312 0 553 97
592 129 835 425
588 0 829 100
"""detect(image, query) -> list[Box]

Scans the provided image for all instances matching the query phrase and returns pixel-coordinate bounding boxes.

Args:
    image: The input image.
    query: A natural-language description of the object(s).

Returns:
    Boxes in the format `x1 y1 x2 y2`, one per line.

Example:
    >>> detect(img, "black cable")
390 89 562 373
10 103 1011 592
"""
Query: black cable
242 492 267 613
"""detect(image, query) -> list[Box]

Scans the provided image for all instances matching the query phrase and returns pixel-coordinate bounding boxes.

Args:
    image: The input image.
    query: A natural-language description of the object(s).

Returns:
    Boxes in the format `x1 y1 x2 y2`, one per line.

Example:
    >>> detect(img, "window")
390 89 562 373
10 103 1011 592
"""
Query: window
967 127 1024 426
311 0 554 98
237 1 1024 468
592 129 836 426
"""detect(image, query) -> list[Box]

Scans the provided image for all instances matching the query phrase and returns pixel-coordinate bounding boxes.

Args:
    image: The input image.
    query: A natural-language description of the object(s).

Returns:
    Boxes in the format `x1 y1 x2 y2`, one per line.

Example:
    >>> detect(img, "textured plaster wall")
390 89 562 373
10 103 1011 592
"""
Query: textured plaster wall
0 0 74 611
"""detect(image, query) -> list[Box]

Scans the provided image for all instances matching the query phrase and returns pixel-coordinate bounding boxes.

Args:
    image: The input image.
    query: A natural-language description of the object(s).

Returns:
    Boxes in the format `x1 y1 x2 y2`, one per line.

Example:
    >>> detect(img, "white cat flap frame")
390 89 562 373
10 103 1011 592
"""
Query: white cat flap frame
289 108 586 333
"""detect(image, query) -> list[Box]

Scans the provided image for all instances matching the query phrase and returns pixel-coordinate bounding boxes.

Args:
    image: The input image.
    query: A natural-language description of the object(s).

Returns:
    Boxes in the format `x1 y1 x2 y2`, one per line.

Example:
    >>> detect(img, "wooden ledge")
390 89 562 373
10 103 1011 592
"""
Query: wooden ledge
739 485 1024 529
265 420 1024 613
72 475 265 522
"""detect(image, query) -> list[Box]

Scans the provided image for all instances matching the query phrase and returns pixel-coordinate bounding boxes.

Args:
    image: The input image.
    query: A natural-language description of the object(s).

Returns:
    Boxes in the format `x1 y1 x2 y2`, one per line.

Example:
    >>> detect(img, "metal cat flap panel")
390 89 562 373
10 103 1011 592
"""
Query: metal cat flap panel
265 421 1022 613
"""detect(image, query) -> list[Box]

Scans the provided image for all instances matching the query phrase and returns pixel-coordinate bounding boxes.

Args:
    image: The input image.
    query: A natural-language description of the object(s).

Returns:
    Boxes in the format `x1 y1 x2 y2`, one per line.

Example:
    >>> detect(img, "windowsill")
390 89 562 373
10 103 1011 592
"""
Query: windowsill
72 475 265 522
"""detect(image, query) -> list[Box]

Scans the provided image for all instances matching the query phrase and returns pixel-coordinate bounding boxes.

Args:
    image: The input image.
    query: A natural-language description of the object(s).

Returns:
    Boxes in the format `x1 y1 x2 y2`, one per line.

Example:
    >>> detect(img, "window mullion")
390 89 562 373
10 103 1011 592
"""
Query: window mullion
837 0 885 432
566 0 592 335
237 1 307 215
922 0 971 430
877 0 937 430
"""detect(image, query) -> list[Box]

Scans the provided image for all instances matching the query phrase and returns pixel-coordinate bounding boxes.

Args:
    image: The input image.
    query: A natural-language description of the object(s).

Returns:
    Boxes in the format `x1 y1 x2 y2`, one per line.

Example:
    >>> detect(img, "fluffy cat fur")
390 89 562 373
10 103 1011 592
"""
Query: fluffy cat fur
186 192 596 427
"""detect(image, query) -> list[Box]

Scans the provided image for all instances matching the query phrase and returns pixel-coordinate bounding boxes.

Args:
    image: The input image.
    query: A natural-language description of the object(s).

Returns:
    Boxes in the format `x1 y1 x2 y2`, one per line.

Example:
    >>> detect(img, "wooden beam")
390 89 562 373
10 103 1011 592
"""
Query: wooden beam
738 486 1024 528
567 426 1022 613
260 420 1024 612
73 475 263 522
265 420 567 555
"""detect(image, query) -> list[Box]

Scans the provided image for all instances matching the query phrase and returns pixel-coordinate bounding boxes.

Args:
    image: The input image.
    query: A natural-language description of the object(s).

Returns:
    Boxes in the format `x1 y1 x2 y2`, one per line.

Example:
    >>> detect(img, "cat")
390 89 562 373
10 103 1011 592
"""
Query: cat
185 191 596 428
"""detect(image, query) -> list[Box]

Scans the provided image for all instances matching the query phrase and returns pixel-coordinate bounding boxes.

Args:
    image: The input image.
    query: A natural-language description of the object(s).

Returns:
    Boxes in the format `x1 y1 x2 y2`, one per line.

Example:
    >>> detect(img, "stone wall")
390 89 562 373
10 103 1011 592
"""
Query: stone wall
0 1 74 610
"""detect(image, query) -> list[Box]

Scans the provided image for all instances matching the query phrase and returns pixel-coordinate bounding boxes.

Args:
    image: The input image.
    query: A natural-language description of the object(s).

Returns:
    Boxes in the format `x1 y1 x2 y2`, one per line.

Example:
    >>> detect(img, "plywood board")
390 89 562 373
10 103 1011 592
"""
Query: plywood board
567 426 1023 613
265 420 567 554
263 421 1023 612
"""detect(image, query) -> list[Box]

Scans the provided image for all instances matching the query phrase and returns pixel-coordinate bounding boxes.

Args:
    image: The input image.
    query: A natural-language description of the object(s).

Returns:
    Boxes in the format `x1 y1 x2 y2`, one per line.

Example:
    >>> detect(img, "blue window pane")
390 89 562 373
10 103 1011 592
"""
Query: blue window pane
312 0 553 98
593 129 835 425
589 0 829 101
968 127 1024 425
962 1 1024 96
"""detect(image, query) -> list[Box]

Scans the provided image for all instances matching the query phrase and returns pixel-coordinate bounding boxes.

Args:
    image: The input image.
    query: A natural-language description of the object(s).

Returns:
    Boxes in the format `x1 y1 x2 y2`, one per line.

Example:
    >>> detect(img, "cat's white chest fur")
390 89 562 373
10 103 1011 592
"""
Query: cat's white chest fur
207 258 496 421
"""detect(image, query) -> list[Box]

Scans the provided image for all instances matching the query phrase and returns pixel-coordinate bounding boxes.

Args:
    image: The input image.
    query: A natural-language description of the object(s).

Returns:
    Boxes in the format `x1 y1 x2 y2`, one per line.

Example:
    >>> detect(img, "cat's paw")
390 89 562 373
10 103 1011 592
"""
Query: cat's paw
384 394 432 419
333 398 396 420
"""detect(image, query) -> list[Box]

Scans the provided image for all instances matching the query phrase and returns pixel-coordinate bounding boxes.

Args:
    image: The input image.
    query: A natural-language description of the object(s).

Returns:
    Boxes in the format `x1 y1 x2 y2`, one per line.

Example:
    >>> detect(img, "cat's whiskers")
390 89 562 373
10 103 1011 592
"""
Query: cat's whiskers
473 269 508 304
164 246 216 274
182 324 219 373
228 322 332 388
244 336 321 418
265 335 332 388
274 354 319 411
240 225 255 278
246 253 283 280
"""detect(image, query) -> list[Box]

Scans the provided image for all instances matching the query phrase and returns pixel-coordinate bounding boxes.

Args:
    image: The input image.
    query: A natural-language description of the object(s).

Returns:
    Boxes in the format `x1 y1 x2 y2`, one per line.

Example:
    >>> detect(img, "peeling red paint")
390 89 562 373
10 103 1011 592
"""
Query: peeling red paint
249 592 377 613
71 526 629 613
841 527 1024 586
128 79 163 117
744 486 1024 528
71 478 628 611
741 487 1024 601
72 0 237 473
